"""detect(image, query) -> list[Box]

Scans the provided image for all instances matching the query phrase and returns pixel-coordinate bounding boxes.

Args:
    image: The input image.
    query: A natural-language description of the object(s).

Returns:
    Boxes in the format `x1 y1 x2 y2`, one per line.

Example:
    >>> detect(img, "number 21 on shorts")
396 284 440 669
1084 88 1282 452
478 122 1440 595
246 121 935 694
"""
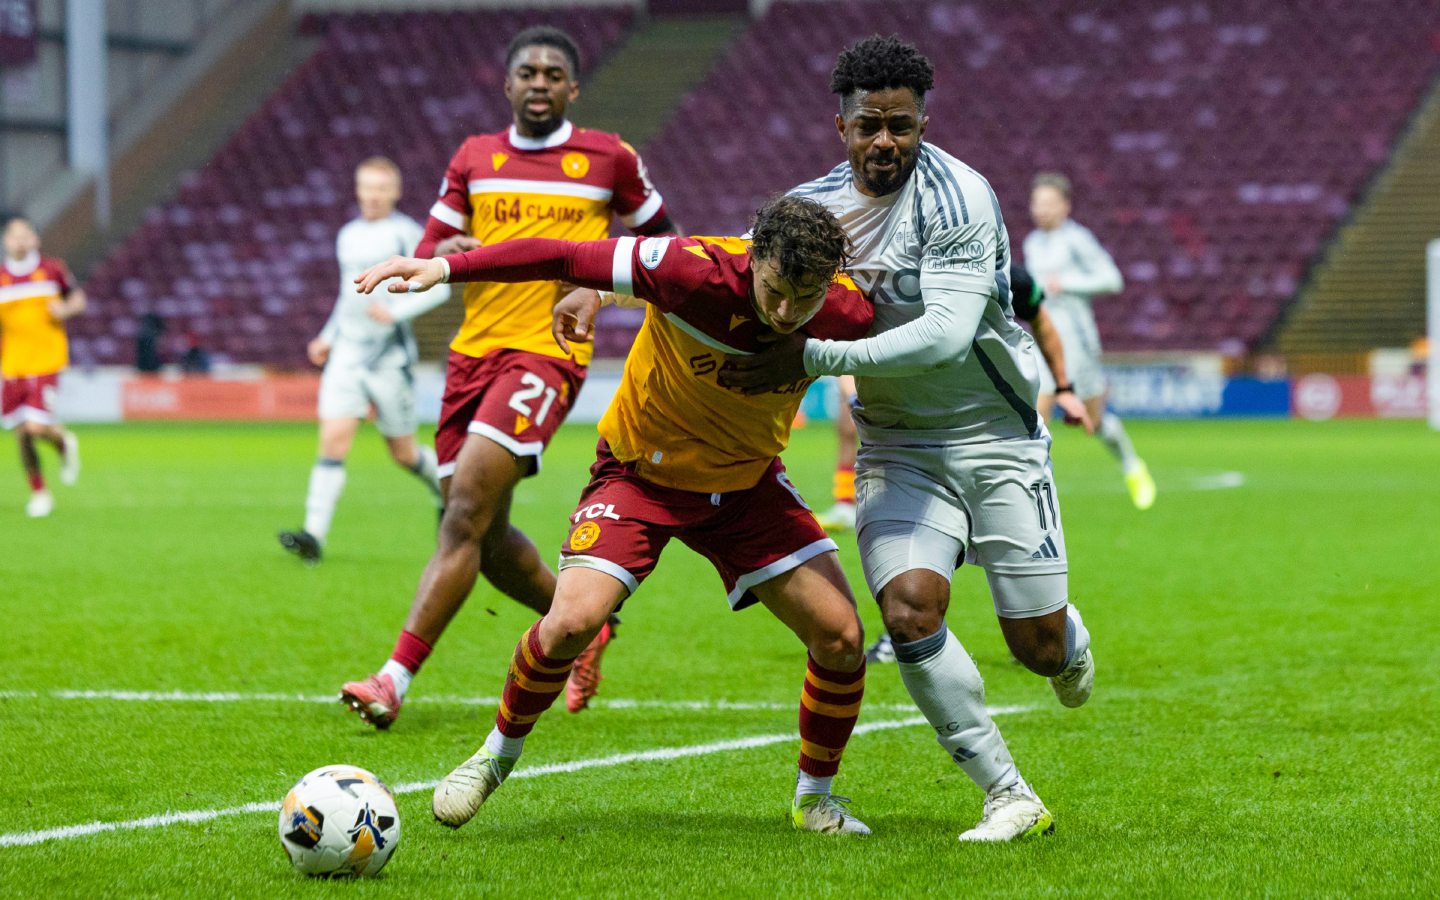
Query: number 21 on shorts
508 372 559 427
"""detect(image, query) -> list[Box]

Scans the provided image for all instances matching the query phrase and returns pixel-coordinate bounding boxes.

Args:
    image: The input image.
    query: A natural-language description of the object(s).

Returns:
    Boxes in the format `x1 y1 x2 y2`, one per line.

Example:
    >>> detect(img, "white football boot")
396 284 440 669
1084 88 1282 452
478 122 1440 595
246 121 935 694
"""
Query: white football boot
1050 648 1095 708
25 491 53 518
958 783 1054 842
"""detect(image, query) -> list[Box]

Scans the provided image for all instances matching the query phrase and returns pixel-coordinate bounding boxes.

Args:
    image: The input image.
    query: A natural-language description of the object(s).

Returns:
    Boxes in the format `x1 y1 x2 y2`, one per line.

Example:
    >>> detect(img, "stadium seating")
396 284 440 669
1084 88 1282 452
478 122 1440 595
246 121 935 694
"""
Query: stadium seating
642 0 1440 352
75 1 1440 364
72 7 635 367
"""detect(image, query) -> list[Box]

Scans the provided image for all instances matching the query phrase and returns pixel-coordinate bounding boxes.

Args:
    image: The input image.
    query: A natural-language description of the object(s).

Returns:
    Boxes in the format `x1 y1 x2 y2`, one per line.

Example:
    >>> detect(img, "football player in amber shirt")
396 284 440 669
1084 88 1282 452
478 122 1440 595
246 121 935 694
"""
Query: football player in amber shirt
0 215 85 518
341 27 674 728
356 195 875 836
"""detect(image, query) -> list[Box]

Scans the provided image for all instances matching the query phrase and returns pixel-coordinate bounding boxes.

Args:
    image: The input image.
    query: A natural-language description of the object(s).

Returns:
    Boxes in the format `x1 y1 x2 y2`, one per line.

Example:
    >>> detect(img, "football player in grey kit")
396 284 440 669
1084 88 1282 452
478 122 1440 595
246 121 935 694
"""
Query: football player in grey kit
279 157 451 564
1024 172 1155 509
723 36 1093 842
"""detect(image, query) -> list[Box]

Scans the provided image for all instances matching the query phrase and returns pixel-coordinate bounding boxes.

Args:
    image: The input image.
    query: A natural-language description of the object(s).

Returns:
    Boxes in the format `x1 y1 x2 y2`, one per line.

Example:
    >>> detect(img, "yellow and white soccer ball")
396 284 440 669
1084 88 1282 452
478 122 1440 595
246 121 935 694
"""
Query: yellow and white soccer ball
278 765 400 878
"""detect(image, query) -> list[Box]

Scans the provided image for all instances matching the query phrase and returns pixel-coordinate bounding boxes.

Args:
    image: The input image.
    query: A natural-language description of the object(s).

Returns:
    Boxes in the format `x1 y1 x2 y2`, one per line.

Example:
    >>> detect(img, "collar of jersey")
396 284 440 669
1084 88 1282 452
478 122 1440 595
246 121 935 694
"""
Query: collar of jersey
846 176 904 210
508 120 573 151
4 250 39 277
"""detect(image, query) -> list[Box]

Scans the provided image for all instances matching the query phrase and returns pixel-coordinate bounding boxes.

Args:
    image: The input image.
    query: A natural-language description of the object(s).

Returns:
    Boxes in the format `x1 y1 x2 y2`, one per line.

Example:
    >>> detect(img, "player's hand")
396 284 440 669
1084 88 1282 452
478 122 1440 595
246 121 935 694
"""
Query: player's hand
366 300 396 325
553 287 602 354
354 256 445 295
716 331 809 395
307 338 331 367
1056 392 1095 434
1044 275 1063 297
434 235 481 256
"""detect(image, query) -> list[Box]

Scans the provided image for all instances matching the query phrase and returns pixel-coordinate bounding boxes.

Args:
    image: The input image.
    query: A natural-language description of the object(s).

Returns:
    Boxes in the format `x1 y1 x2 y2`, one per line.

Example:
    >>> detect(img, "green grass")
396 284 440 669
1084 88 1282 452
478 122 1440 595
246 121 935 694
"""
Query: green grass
1 419 1437 897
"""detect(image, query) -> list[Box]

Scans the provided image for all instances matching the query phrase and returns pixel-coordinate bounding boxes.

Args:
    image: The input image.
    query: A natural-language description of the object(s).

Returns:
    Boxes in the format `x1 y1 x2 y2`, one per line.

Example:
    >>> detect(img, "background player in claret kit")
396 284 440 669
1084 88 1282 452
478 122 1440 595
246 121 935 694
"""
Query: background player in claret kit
723 36 1096 842
278 157 449 565
1025 172 1155 509
340 26 674 728
0 215 85 519
354 194 875 835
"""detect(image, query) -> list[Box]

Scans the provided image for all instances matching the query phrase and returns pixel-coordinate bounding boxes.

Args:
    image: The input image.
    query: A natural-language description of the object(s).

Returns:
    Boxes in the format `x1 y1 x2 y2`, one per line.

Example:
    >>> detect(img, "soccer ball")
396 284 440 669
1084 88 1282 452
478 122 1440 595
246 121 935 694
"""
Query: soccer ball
278 765 401 878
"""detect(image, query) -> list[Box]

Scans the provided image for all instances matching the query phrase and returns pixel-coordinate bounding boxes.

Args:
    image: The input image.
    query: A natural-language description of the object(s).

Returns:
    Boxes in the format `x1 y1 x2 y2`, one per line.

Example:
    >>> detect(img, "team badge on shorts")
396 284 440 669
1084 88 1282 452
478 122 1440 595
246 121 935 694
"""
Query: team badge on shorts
569 521 601 551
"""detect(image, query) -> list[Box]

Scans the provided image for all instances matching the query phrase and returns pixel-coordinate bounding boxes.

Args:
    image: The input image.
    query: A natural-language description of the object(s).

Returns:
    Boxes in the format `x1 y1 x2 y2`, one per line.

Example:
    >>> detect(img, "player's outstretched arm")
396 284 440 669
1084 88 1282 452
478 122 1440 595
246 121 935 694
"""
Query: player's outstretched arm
354 256 447 295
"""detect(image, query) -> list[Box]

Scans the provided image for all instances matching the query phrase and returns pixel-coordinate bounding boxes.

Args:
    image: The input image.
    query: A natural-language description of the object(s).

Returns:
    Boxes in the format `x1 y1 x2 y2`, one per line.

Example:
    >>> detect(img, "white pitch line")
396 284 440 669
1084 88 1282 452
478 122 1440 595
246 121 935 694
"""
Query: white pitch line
0 689 929 714
1190 470 1245 490
0 706 1032 850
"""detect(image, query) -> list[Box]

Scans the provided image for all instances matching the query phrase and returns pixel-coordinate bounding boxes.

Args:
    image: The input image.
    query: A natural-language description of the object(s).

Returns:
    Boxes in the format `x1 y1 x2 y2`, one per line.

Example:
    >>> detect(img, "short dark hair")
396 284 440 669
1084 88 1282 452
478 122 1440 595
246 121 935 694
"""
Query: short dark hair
1032 172 1073 202
2 213 32 231
749 195 852 285
506 26 581 79
830 34 935 117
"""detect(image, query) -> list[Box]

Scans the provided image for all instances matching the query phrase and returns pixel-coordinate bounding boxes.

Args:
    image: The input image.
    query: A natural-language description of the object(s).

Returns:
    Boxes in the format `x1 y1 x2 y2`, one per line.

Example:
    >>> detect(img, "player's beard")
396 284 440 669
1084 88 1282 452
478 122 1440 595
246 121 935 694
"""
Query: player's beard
854 148 917 197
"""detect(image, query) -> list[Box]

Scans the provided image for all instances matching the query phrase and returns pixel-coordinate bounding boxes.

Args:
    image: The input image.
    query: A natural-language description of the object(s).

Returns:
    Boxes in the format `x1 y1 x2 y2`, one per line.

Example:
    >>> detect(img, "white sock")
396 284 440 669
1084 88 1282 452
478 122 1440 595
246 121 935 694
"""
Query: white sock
795 771 833 801
303 458 346 543
1098 412 1141 473
408 445 442 501
1063 603 1091 671
894 624 1021 794
379 659 414 699
483 726 526 760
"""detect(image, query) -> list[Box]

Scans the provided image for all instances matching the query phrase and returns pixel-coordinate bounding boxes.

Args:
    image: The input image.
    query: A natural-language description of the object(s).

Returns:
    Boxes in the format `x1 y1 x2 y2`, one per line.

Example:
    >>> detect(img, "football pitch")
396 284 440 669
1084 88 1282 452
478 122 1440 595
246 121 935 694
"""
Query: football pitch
1 418 1436 896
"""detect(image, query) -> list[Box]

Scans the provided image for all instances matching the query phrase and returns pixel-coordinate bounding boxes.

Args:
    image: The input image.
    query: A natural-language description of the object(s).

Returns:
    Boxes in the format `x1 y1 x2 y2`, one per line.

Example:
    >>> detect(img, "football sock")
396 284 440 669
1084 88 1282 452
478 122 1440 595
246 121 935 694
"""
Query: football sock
1063 603 1091 671
408 445 441 500
27 470 45 492
797 656 864 783
796 771 833 800
494 621 577 740
385 630 431 700
833 463 856 505
379 660 414 698
1098 412 1141 473
19 434 43 490
483 727 527 760
303 458 346 543
894 624 1021 794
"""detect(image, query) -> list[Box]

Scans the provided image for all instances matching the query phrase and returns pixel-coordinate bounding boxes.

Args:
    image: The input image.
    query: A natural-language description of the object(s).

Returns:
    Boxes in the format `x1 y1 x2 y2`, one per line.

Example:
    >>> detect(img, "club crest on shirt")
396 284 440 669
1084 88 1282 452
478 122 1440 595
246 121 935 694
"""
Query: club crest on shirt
562 152 590 178
492 152 509 171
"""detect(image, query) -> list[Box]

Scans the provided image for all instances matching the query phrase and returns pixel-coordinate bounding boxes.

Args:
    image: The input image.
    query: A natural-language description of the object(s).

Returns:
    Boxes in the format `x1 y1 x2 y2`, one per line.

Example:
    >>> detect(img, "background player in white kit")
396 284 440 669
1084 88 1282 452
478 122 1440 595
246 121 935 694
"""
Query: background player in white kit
1025 172 1155 509
279 157 450 564
723 36 1094 843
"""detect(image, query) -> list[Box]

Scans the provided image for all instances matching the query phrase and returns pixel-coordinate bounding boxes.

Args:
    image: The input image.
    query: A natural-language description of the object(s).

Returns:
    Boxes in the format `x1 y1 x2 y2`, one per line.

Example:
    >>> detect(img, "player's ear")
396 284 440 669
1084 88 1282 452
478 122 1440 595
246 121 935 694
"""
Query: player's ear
568 81 580 102
835 114 846 142
918 115 928 140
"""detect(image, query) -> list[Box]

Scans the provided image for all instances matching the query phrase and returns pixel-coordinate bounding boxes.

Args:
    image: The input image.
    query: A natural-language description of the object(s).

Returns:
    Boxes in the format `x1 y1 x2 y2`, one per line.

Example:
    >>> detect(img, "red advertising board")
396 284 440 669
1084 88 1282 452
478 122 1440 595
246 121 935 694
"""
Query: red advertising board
1290 373 1428 420
121 375 319 421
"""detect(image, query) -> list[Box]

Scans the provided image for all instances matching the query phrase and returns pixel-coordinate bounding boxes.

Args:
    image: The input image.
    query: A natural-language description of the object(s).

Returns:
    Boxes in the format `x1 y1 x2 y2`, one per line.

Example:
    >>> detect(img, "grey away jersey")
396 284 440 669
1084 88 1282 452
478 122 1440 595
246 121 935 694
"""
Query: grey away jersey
791 144 1044 444
1020 219 1123 359
319 213 450 368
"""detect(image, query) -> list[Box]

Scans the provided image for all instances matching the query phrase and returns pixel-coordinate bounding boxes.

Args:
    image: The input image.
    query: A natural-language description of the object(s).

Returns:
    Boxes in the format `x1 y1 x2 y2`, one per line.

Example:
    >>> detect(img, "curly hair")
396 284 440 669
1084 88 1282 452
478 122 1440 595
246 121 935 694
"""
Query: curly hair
830 34 935 116
749 195 852 285
506 26 581 79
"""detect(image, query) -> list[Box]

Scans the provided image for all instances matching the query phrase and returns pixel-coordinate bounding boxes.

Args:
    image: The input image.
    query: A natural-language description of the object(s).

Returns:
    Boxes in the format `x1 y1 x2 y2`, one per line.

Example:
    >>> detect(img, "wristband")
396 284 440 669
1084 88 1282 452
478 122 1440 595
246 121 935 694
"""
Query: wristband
1055 384 1075 395
437 257 451 283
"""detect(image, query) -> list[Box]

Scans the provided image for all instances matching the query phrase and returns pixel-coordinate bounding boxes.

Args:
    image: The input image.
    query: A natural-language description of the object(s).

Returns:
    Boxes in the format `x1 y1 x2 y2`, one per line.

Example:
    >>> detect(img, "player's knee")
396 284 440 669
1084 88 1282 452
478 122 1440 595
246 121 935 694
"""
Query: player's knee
538 607 606 656
878 579 946 645
438 494 490 548
1003 618 1067 677
809 613 864 672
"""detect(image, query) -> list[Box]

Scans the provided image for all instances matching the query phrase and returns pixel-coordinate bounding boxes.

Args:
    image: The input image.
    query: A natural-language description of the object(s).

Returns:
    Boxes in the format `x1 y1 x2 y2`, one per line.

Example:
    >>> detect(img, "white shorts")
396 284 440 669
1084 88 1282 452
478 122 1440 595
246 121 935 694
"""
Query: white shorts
318 359 417 438
1036 314 1106 401
855 437 1068 615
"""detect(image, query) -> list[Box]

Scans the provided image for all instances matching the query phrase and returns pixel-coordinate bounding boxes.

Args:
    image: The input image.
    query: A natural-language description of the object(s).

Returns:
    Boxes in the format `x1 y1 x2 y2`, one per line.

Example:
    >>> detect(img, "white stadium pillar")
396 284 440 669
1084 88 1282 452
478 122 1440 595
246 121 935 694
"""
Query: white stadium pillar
65 0 109 230
1429 239 1440 430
